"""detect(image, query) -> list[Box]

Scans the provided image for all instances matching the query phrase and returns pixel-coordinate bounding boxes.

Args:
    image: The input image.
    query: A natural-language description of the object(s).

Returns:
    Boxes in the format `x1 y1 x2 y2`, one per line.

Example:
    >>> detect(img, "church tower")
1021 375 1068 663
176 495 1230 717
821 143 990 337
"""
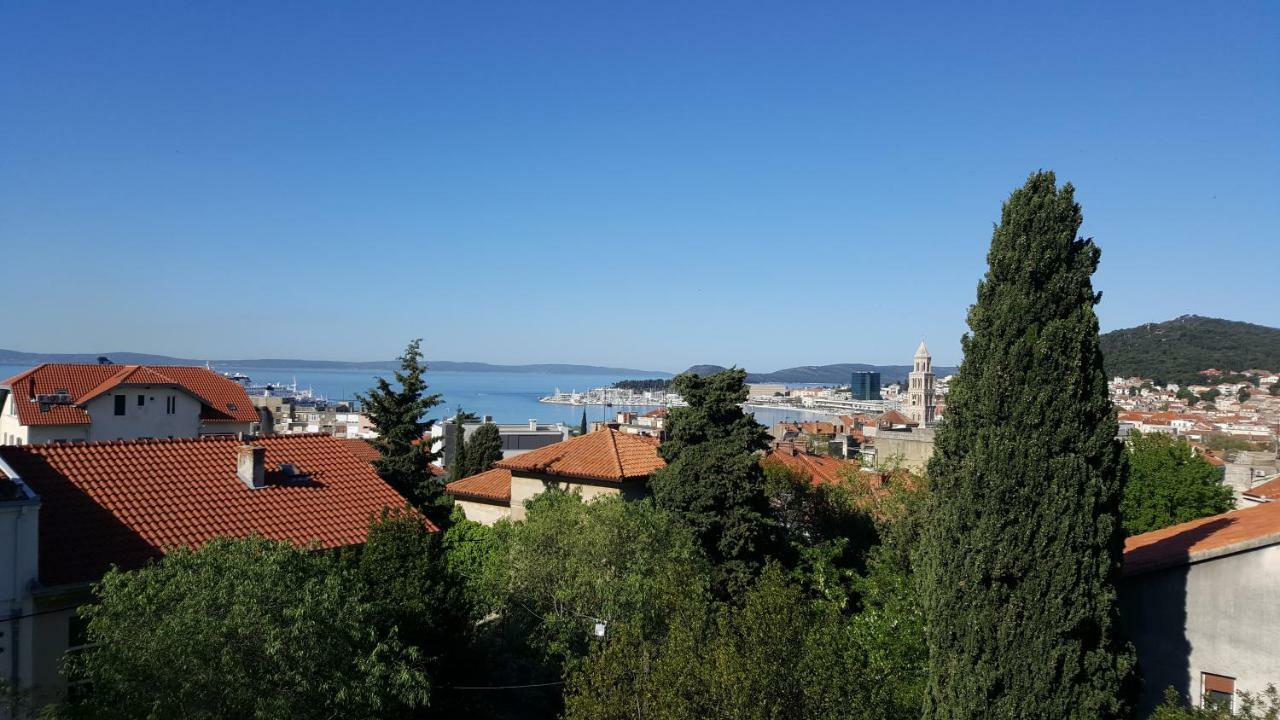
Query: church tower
906 340 936 425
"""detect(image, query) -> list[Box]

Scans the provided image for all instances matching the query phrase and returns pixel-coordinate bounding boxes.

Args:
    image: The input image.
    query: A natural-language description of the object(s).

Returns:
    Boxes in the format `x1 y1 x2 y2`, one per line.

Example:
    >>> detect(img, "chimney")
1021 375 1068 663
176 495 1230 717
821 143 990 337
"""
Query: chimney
237 445 266 489
528 419 538 431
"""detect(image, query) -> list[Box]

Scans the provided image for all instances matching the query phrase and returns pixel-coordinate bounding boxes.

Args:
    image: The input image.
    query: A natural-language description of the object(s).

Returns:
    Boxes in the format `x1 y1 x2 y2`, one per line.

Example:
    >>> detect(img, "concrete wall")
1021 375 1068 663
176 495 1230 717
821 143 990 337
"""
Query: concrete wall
83 388 202 441
508 472 645 521
454 499 510 526
871 428 935 473
1120 543 1280 714
197 421 253 437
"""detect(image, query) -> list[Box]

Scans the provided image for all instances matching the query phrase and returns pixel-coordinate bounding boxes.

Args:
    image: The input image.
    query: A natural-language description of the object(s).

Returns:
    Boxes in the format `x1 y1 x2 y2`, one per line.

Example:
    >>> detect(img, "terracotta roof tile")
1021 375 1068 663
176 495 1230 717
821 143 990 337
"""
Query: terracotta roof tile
446 467 512 503
762 448 857 486
495 428 664 482
338 438 381 464
1243 475 1280 501
1 364 259 426
0 434 416 587
1122 502 1280 577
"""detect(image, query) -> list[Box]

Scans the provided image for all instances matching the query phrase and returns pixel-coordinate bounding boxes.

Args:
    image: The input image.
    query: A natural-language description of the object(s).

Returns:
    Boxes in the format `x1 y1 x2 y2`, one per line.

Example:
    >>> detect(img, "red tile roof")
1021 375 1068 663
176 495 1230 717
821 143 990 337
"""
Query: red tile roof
878 410 917 427
763 447 858 486
338 438 381 464
0 434 415 587
1122 502 1280 577
1243 475 1280 501
1 364 259 426
446 467 512 504
495 428 664 482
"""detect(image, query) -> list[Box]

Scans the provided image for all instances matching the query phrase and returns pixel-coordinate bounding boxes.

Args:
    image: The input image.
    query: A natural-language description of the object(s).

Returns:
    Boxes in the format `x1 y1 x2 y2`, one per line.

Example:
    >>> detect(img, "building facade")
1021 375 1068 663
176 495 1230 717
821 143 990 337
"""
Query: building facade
850 371 881 401
1122 501 1280 714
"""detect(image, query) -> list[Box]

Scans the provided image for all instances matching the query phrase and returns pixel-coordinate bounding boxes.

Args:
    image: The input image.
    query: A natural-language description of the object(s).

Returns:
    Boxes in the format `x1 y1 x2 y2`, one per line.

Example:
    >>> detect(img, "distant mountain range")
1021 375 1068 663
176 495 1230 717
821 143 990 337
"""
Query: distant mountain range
0 349 667 377
1100 315 1280 384
683 363 959 385
21 315 1271 388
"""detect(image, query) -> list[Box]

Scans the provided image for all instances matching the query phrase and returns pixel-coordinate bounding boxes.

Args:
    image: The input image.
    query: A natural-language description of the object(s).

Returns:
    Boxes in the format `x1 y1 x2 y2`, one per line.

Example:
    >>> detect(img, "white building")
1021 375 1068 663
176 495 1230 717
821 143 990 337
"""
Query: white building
1 364 258 445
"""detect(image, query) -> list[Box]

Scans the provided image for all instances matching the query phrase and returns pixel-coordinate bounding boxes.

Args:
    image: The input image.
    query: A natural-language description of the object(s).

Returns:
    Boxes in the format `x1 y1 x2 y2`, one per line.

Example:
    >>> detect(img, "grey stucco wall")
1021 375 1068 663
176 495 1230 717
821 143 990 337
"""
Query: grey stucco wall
1120 542 1280 714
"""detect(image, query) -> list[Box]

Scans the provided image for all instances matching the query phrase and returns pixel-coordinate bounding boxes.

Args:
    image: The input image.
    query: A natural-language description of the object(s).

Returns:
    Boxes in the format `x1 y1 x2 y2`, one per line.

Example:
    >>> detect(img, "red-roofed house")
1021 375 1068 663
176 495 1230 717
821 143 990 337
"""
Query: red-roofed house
0 433 413 708
1 364 258 445
1120 503 1280 713
445 428 665 523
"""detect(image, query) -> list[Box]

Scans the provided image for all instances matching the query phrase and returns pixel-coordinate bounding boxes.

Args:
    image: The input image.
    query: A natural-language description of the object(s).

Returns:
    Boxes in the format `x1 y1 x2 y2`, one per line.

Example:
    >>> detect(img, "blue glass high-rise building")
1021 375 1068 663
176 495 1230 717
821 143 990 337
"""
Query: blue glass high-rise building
850 371 881 401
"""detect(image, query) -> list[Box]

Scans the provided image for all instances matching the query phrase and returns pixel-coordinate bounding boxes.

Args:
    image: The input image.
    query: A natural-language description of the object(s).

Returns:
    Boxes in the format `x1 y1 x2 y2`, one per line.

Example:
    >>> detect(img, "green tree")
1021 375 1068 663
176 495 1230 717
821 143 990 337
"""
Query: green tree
1200 388 1221 403
488 492 709 663
358 339 444 514
464 422 504 476
1238 386 1251 403
1271 383 1280 396
63 537 430 720
649 369 779 595
448 409 469 482
1121 432 1233 535
919 172 1135 719
564 562 918 720
580 409 589 436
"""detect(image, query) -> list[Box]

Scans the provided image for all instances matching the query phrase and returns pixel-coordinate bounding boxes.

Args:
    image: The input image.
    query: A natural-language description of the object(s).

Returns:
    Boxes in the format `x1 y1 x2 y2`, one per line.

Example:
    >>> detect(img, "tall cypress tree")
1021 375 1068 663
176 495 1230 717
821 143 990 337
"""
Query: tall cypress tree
448 408 469 483
579 409 588 436
358 339 444 514
919 172 1135 719
650 368 778 596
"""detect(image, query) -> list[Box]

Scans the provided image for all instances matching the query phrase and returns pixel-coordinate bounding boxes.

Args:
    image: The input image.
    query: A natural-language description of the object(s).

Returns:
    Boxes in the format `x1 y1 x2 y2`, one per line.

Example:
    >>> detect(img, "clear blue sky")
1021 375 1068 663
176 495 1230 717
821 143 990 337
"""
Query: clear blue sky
2 2 1276 372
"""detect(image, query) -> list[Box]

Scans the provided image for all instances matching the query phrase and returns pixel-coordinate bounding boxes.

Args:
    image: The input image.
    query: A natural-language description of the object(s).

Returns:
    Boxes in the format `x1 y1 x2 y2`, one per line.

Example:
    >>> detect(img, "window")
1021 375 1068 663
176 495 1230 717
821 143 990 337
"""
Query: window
137 395 145 407
1202 673 1235 711
165 396 176 415
114 395 126 416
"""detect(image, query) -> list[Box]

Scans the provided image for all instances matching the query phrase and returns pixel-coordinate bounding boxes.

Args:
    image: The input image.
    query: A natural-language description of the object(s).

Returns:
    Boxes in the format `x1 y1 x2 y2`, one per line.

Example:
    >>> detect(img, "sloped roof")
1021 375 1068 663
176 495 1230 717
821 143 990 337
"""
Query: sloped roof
0 434 415 587
878 410 917 427
1243 475 1280 501
338 438 381 464
495 428 664 482
446 467 512 504
1 364 259 426
762 448 857 486
1122 501 1280 577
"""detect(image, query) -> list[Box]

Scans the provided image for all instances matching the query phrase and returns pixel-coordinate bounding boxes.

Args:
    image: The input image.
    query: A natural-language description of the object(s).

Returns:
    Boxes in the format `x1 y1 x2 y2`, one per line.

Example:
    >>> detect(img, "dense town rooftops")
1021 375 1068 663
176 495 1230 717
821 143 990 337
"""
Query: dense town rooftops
0 434 415 587
495 428 664 482
1 363 260 425
446 467 513 503
1122 501 1280 577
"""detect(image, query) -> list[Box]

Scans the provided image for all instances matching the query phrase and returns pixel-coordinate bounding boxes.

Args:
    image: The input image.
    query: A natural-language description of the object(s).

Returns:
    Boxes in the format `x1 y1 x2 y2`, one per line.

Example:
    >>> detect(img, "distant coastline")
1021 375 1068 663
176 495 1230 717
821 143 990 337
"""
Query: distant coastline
0 348 669 377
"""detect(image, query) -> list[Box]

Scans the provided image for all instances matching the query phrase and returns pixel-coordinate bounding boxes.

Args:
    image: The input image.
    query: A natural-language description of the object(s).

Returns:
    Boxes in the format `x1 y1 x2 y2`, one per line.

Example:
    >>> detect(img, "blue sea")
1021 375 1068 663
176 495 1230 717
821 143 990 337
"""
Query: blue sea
0 363 830 429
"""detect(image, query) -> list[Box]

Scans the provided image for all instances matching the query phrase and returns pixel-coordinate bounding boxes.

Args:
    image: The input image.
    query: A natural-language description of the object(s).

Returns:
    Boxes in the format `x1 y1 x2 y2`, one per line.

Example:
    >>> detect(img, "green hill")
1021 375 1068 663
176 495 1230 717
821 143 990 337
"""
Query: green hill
1100 315 1280 384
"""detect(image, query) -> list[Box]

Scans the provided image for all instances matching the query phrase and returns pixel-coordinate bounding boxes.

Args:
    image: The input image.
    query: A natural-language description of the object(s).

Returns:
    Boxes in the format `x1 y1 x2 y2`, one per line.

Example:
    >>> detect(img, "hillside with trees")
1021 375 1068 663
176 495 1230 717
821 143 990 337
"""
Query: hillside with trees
1100 315 1280 384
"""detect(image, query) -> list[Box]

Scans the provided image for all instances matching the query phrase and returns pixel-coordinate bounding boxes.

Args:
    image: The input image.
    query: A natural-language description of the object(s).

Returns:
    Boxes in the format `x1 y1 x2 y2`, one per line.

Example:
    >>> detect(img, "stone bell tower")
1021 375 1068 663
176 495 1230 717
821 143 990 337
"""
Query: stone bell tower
906 340 936 426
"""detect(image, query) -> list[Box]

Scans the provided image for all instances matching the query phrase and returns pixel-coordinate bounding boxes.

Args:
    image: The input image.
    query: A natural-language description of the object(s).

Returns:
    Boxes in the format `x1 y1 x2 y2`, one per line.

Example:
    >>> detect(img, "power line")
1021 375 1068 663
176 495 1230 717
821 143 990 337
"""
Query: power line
442 681 565 691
